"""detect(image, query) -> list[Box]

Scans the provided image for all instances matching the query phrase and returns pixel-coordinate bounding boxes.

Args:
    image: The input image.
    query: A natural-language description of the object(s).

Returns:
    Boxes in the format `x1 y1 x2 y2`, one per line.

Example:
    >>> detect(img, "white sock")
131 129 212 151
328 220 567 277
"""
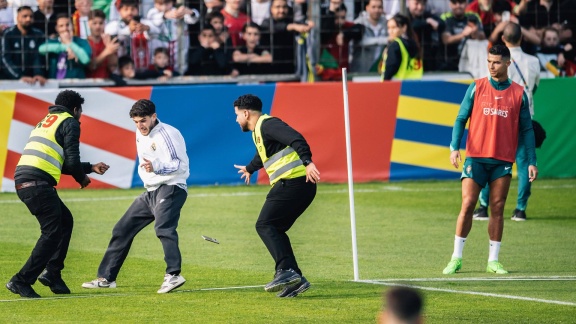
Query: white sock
488 240 501 262
452 235 466 258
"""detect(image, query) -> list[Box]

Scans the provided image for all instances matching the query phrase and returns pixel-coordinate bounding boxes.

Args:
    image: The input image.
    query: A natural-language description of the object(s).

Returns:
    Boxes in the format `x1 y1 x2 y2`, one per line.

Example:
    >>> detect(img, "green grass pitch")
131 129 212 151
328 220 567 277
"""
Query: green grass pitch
0 179 575 323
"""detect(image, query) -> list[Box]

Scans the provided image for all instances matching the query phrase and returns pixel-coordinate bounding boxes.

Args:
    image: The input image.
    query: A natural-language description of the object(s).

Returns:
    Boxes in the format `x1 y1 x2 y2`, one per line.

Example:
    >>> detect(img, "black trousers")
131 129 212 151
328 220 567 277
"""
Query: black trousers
256 177 316 275
14 185 73 285
97 185 187 282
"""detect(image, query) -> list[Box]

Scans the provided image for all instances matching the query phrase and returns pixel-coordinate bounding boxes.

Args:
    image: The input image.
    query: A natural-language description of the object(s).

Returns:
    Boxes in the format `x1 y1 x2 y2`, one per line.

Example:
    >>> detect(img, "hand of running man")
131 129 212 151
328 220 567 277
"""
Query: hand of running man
80 175 91 188
234 164 251 184
528 165 538 182
140 158 154 173
450 150 462 169
92 162 110 175
305 163 320 183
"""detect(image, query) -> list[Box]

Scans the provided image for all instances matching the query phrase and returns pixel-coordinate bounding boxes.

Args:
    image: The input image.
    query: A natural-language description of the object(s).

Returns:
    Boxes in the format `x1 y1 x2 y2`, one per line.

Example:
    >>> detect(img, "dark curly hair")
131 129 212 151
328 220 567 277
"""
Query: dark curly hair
130 99 156 118
234 94 262 112
55 90 85 111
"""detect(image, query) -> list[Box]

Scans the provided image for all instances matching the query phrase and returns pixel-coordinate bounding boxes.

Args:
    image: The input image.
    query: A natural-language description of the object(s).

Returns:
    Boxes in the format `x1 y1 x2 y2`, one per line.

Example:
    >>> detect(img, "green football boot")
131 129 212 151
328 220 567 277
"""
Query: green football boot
442 257 462 274
486 261 509 274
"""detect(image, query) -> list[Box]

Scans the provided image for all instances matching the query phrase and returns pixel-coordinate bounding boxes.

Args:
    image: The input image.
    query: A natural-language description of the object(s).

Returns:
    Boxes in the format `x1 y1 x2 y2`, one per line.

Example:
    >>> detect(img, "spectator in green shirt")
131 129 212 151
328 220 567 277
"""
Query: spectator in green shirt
39 13 92 79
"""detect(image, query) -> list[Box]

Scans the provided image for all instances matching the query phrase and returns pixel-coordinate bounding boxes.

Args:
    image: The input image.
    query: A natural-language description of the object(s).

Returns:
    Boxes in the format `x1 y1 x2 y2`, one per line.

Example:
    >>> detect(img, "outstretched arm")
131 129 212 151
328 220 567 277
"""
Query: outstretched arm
234 164 252 184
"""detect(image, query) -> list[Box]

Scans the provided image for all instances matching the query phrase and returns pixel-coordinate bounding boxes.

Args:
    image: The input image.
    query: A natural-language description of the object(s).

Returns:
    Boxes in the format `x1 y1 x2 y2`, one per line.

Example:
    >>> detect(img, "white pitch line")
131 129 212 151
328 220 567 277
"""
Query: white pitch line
0 183 574 204
0 284 264 302
175 284 265 293
365 276 576 282
0 293 131 302
358 280 576 306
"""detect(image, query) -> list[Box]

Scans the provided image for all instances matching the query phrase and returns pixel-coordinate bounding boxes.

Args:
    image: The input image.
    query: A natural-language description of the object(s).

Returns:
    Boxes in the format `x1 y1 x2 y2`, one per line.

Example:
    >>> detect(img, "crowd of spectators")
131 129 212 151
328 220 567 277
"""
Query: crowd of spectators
1 0 575 85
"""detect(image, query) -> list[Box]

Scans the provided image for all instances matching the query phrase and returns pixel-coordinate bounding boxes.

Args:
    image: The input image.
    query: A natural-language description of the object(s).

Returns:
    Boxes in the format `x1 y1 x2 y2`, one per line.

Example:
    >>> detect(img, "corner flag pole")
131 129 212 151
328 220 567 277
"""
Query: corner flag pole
341 68 359 281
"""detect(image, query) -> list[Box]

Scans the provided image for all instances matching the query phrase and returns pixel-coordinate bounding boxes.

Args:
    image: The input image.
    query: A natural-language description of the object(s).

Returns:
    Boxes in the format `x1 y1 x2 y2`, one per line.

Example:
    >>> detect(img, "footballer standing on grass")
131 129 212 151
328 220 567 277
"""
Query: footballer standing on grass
443 45 538 275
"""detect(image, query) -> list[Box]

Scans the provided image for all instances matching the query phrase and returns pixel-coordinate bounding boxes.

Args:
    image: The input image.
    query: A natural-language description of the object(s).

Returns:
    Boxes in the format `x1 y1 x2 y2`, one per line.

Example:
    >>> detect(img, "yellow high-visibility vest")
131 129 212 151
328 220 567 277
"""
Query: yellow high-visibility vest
253 115 307 185
17 112 73 183
381 37 423 80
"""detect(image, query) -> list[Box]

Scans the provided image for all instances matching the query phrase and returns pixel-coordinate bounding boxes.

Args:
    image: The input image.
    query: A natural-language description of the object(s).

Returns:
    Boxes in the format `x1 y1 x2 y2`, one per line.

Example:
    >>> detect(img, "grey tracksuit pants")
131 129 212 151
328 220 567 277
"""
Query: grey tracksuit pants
97 185 187 281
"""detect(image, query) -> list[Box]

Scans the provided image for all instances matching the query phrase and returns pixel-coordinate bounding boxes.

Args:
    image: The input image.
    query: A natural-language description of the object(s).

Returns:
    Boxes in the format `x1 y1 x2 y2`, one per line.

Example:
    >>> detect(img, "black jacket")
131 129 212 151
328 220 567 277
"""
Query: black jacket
1 25 46 79
246 117 313 174
384 37 420 81
33 10 57 37
259 17 304 74
14 105 92 186
185 46 230 76
409 11 445 71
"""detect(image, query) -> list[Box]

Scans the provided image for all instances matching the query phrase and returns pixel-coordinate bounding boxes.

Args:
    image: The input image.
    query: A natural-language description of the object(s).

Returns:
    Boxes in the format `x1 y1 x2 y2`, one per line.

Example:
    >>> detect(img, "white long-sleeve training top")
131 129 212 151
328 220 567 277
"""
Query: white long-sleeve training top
136 120 189 191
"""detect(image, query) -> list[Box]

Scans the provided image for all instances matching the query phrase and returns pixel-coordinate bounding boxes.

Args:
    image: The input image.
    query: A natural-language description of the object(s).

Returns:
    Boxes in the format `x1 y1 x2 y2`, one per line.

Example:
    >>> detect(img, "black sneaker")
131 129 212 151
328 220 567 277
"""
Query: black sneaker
38 269 70 294
511 209 527 221
264 269 301 292
6 281 40 298
277 276 310 298
473 206 489 220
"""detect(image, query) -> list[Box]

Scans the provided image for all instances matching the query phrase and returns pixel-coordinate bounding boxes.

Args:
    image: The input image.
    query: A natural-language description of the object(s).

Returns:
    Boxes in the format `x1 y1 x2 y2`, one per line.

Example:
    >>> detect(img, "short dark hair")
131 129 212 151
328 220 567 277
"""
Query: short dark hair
335 3 348 13
502 22 522 44
130 99 156 118
17 6 33 13
384 287 423 322
206 10 224 24
489 44 511 60
55 90 85 111
366 0 384 8
200 24 216 33
118 55 134 69
55 13 70 23
89 9 106 20
234 94 262 112
242 21 260 33
119 0 138 9
154 47 170 56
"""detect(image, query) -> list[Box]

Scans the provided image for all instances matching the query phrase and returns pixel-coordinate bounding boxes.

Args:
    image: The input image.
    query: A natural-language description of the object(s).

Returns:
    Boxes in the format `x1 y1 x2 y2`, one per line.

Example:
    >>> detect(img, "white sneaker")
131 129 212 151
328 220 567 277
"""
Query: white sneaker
82 278 117 289
157 274 186 294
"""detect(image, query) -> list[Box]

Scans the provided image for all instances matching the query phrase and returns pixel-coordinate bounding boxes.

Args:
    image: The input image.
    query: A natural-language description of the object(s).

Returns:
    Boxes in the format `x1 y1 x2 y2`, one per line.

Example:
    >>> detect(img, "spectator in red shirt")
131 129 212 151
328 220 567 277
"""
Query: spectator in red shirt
221 0 249 48
86 9 119 78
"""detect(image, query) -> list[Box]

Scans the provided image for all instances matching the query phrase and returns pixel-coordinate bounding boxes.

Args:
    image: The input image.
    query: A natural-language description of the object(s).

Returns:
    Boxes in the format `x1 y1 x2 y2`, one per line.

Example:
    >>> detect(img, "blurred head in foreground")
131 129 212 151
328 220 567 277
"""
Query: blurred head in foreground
379 287 424 324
